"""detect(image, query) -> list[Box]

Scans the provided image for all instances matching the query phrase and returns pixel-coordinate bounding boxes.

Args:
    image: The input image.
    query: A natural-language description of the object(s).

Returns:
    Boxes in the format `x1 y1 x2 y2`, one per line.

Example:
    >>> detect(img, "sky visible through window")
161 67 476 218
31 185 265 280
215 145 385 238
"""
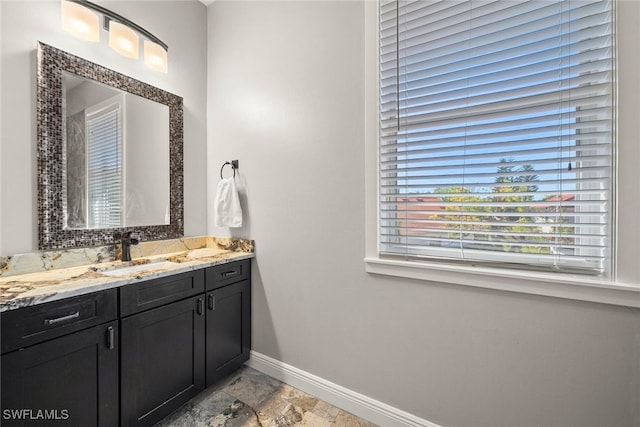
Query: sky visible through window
394 109 579 198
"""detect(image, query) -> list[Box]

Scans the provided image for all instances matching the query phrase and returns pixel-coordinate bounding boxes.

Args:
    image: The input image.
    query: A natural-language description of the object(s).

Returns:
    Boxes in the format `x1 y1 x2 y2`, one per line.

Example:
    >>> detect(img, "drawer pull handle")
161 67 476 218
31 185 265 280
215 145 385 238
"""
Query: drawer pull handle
44 311 80 325
208 294 215 311
223 270 238 277
106 326 115 350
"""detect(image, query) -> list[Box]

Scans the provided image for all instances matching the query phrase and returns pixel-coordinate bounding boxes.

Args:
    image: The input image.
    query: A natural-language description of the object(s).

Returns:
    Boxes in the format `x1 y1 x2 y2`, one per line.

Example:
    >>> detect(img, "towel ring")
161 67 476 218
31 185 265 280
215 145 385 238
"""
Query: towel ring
220 161 237 179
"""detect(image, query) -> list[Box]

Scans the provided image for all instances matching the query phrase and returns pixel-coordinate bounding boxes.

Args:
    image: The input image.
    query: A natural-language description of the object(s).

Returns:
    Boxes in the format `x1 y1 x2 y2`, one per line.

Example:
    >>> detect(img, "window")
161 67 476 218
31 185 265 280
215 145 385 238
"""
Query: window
86 99 123 228
379 0 614 276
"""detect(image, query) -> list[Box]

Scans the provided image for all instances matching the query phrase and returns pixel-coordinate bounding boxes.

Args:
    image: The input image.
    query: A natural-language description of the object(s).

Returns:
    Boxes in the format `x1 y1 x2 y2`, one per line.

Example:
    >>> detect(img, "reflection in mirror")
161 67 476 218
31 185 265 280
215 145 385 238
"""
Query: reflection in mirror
63 72 170 230
37 42 183 250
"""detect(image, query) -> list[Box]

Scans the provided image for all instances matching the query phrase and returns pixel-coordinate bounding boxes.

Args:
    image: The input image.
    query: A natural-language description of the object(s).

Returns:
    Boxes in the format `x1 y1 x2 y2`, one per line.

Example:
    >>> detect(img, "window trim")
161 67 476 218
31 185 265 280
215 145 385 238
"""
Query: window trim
364 0 640 308
364 257 640 308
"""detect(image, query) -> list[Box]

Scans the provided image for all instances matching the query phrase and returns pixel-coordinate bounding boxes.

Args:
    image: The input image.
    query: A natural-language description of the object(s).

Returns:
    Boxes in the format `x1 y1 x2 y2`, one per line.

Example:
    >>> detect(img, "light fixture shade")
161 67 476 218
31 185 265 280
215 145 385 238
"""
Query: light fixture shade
61 0 100 42
109 21 139 59
144 40 168 73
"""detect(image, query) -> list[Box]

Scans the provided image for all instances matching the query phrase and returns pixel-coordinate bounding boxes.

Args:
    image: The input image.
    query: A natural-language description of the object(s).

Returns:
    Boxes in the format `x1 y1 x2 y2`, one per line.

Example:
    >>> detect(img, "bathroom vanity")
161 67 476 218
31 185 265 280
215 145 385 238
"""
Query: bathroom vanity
0 42 255 426
0 240 253 427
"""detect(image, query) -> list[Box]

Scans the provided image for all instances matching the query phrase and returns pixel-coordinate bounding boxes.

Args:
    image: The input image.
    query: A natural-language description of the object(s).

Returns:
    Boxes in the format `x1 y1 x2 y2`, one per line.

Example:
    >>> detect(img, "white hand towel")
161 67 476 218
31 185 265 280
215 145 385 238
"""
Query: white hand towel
213 177 243 227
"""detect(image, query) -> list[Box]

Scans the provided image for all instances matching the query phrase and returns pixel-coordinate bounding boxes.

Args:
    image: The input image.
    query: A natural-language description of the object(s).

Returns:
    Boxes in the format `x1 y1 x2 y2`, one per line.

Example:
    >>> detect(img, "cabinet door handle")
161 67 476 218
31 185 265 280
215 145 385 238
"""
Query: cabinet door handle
208 294 215 311
197 298 204 315
44 311 80 325
106 326 115 350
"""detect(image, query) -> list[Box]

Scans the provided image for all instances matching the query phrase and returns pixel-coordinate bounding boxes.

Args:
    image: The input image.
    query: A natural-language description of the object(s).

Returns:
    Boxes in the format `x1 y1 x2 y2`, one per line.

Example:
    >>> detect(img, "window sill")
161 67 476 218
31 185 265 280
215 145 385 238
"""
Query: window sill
364 257 640 308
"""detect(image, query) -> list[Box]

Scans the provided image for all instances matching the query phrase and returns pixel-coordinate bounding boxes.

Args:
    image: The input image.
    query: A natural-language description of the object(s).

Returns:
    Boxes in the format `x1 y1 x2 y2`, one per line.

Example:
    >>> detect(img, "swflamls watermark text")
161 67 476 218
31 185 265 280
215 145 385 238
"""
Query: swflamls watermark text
2 409 69 420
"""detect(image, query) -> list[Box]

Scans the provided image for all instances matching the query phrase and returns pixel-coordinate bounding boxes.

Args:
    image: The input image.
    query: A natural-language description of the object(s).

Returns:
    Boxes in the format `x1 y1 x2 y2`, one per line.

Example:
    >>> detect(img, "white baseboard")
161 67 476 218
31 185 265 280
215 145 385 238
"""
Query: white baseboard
247 351 442 427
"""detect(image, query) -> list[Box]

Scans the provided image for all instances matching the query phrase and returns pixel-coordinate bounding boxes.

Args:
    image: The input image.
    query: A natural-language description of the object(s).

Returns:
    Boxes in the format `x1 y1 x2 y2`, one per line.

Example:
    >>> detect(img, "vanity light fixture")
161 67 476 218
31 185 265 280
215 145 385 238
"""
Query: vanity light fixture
144 40 168 74
108 20 139 59
61 0 100 42
60 0 168 73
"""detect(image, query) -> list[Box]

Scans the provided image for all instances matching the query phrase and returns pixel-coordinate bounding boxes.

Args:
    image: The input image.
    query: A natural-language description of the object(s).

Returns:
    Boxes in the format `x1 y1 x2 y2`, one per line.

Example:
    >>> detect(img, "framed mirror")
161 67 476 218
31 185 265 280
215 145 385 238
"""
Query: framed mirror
37 42 183 249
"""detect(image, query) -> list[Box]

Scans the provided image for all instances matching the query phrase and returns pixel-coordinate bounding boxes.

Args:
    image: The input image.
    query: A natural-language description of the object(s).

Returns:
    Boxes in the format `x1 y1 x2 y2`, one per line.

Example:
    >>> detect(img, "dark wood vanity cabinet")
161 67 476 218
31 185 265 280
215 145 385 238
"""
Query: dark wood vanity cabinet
0 290 119 427
1 258 251 427
119 260 251 426
205 260 251 386
119 269 206 427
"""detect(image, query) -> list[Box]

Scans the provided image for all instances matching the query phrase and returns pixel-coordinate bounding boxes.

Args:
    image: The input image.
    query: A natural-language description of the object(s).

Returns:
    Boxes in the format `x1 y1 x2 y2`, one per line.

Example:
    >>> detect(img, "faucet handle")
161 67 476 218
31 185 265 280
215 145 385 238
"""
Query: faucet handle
116 231 139 262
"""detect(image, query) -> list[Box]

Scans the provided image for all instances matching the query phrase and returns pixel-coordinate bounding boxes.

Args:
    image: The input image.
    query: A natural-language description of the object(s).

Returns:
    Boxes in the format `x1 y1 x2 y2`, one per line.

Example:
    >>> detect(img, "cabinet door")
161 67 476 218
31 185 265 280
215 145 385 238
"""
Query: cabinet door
1 321 119 427
206 279 251 387
121 295 205 427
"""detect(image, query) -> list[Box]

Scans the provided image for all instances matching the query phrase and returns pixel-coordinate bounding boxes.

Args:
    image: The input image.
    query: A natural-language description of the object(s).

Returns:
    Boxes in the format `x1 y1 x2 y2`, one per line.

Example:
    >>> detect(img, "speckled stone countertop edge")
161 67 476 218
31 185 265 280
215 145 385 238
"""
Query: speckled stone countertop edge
0 236 254 278
0 246 254 312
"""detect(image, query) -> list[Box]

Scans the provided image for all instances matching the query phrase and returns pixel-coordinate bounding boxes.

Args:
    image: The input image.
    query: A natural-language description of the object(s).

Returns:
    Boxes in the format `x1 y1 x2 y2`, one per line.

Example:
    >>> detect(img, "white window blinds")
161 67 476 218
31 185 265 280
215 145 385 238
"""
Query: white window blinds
86 102 122 228
379 0 614 274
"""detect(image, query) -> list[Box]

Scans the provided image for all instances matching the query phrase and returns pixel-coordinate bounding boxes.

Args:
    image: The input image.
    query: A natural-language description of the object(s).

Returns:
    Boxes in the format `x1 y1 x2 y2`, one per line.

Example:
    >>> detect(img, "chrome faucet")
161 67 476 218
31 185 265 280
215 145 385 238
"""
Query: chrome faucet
114 231 139 262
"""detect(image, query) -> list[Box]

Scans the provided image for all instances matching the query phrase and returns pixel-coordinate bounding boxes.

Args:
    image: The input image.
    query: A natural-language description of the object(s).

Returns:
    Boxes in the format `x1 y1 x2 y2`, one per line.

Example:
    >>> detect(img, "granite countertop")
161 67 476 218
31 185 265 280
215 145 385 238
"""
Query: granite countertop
0 236 254 312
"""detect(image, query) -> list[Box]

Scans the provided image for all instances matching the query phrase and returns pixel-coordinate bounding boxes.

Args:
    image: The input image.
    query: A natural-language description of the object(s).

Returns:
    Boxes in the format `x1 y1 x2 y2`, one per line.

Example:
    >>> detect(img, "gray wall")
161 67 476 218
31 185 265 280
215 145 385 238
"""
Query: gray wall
0 0 208 255
207 2 640 426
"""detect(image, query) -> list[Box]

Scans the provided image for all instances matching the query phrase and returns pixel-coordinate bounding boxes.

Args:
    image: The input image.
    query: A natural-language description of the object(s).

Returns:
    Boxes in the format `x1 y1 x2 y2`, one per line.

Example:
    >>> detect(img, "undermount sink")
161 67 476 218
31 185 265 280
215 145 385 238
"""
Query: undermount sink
100 261 178 277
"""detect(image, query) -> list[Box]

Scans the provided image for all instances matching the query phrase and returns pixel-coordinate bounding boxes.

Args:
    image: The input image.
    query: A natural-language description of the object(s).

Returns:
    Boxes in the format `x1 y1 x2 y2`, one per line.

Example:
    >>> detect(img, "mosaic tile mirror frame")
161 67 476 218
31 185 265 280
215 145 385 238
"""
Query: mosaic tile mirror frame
37 42 184 250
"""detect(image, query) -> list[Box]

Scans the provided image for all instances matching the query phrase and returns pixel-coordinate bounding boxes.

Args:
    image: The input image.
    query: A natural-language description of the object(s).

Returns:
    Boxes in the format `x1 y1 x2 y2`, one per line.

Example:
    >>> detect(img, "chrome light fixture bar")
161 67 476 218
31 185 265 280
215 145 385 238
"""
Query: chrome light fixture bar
61 0 168 73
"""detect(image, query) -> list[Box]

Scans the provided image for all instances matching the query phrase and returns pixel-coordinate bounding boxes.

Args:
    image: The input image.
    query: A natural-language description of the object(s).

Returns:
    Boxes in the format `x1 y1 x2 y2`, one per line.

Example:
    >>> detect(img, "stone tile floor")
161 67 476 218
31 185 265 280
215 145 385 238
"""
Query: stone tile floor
154 366 379 427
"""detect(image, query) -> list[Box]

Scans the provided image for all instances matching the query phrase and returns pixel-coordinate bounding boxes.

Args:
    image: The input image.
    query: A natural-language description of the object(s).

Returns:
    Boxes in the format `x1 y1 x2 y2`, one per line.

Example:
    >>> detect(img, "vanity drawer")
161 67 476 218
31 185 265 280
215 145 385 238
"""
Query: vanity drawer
120 269 205 317
1 288 118 354
206 259 251 291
